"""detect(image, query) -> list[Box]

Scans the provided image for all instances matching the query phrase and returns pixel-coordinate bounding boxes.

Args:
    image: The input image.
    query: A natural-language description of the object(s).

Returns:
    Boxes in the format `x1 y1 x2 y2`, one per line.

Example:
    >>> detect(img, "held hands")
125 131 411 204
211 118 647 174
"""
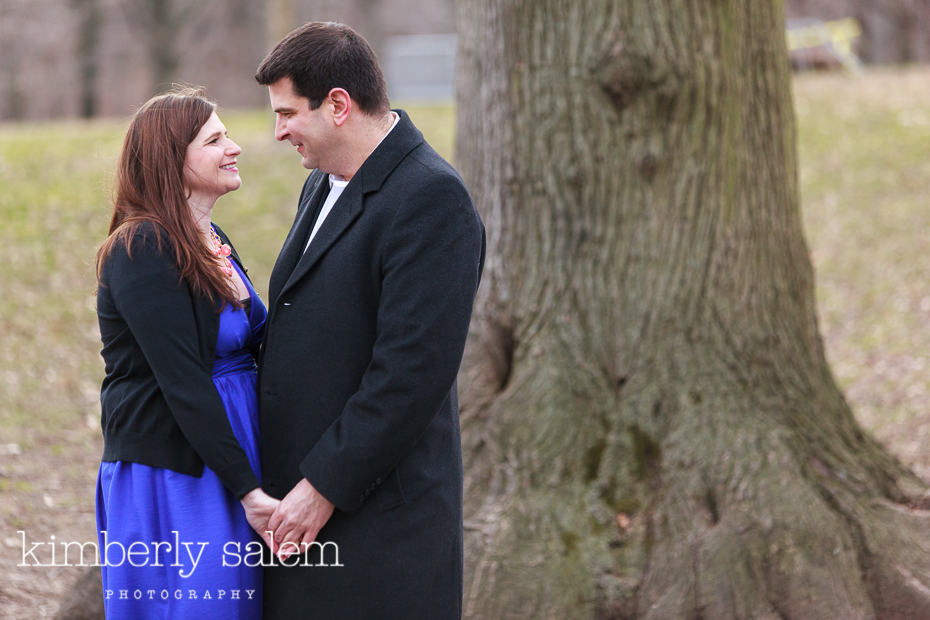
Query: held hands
267 478 335 561
240 488 281 549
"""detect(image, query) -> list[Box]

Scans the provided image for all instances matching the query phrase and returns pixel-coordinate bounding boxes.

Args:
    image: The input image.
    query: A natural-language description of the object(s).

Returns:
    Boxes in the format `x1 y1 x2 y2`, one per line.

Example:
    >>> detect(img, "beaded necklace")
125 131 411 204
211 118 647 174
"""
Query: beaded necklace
209 225 234 277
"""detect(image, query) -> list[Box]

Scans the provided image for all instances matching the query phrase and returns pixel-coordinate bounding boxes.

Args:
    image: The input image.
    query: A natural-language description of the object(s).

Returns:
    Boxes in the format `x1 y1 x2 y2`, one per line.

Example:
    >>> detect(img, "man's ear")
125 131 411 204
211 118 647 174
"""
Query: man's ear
328 88 352 127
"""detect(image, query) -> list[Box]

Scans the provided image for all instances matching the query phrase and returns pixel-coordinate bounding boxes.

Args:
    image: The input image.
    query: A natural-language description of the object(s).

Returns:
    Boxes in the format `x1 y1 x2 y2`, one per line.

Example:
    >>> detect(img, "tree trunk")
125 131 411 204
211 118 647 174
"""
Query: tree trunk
71 0 102 118
266 0 294 51
454 1 930 618
123 0 211 94
0 3 25 120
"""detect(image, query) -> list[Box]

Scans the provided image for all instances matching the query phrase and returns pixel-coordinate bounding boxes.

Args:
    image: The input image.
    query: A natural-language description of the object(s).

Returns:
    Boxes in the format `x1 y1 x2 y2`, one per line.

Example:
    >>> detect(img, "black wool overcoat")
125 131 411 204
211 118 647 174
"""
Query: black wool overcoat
258 110 485 620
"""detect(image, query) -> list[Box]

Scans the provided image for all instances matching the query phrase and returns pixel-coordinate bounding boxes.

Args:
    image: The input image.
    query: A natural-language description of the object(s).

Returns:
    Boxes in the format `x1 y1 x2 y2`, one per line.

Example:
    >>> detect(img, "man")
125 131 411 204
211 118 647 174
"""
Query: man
254 22 485 619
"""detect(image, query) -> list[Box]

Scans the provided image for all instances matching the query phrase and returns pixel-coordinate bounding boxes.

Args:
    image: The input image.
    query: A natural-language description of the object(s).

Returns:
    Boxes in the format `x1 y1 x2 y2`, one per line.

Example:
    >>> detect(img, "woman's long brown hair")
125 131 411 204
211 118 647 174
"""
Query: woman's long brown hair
96 87 238 306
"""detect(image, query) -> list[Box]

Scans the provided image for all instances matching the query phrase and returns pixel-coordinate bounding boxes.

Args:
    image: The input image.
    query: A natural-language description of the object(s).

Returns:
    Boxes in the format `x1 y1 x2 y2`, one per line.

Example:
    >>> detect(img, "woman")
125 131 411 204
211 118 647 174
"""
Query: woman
95 88 276 618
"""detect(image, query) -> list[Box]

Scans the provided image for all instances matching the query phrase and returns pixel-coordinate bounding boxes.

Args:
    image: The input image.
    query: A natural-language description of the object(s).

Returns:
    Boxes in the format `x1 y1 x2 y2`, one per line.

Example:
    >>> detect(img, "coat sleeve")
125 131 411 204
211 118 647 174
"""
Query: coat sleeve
106 229 261 498
298 174 485 512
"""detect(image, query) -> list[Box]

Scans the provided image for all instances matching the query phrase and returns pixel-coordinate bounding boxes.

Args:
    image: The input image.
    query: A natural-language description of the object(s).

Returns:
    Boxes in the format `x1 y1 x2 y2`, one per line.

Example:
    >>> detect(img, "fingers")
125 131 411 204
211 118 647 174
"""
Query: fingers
242 494 281 550
253 520 275 550
259 527 275 550
276 526 322 561
276 540 298 561
272 513 319 561
275 516 314 560
267 503 284 534
265 480 335 561
269 499 298 559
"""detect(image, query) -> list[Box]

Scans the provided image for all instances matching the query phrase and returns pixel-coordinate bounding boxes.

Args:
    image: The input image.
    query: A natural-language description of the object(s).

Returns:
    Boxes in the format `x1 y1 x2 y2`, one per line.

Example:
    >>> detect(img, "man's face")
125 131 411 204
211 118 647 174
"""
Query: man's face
268 76 333 171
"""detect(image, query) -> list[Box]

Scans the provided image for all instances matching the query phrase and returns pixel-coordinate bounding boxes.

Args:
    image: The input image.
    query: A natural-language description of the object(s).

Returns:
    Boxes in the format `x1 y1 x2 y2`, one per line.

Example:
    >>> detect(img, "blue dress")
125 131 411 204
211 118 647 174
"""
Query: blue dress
96 261 267 619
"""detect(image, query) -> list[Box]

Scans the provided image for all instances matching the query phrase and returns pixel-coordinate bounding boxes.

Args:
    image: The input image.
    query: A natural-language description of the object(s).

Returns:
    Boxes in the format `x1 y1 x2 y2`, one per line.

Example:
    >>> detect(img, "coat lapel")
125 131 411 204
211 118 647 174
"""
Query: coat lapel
268 171 328 304
279 183 364 296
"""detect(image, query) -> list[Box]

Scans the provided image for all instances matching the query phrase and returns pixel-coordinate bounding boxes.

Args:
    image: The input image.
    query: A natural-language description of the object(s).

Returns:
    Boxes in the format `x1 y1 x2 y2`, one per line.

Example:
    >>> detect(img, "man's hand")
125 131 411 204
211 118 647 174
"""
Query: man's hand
240 488 281 549
267 478 335 560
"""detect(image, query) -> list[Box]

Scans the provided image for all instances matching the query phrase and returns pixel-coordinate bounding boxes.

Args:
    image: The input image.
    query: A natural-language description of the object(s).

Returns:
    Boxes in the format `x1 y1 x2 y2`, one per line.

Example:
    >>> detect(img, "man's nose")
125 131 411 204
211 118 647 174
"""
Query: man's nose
274 117 288 142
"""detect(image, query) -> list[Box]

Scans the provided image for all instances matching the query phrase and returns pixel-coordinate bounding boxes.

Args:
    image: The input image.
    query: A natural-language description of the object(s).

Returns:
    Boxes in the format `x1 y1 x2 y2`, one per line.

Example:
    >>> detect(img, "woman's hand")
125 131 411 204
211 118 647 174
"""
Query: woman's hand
240 488 281 549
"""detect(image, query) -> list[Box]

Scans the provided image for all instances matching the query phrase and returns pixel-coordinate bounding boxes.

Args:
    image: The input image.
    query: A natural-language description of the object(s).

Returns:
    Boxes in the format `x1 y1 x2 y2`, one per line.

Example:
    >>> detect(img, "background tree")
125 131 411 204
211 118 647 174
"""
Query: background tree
454 1 930 617
267 0 295 49
0 1 25 119
122 0 215 94
70 0 102 118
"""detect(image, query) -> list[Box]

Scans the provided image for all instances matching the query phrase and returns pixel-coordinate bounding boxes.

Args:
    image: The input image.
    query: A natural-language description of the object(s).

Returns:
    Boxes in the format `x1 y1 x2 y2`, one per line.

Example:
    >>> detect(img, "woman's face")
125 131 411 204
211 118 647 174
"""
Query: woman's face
183 111 242 204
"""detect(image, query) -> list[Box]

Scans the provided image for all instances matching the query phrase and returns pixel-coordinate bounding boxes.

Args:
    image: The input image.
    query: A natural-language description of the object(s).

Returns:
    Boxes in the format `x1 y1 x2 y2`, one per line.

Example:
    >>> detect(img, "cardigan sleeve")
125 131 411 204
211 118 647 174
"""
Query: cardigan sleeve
106 228 260 499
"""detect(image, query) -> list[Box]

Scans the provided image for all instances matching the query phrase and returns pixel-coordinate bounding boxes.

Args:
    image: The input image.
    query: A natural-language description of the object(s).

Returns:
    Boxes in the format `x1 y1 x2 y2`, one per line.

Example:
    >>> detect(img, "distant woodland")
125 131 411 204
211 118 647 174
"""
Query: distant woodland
0 0 926 120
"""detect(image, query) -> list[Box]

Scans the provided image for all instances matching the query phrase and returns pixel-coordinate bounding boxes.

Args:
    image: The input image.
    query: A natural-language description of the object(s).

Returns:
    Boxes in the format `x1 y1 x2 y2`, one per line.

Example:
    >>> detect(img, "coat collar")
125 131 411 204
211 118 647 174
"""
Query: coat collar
351 109 423 195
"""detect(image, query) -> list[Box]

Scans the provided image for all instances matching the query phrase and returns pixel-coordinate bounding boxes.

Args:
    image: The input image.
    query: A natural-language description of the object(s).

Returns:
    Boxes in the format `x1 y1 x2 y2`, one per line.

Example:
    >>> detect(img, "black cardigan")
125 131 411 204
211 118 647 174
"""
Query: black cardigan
96 221 259 499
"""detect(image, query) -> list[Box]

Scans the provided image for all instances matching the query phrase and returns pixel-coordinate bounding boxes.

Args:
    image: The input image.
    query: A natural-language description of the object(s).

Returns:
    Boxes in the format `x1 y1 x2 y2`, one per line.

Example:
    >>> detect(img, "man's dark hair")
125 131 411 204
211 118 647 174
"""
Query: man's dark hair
255 21 390 115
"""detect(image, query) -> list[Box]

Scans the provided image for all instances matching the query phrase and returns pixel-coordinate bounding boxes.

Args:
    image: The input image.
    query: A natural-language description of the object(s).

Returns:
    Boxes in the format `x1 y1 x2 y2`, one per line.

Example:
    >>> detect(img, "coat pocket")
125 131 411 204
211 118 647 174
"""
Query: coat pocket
376 468 407 512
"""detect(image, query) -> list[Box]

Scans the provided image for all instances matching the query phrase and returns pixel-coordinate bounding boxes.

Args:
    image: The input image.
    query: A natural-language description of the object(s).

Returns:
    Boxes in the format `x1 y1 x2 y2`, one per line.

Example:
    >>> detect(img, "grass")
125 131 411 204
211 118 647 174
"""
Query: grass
0 73 929 611
794 68 930 474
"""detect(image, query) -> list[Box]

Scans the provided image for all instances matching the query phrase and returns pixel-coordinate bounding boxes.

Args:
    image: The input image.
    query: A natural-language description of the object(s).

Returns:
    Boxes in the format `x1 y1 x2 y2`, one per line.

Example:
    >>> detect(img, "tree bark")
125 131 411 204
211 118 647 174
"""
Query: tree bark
454 1 930 618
